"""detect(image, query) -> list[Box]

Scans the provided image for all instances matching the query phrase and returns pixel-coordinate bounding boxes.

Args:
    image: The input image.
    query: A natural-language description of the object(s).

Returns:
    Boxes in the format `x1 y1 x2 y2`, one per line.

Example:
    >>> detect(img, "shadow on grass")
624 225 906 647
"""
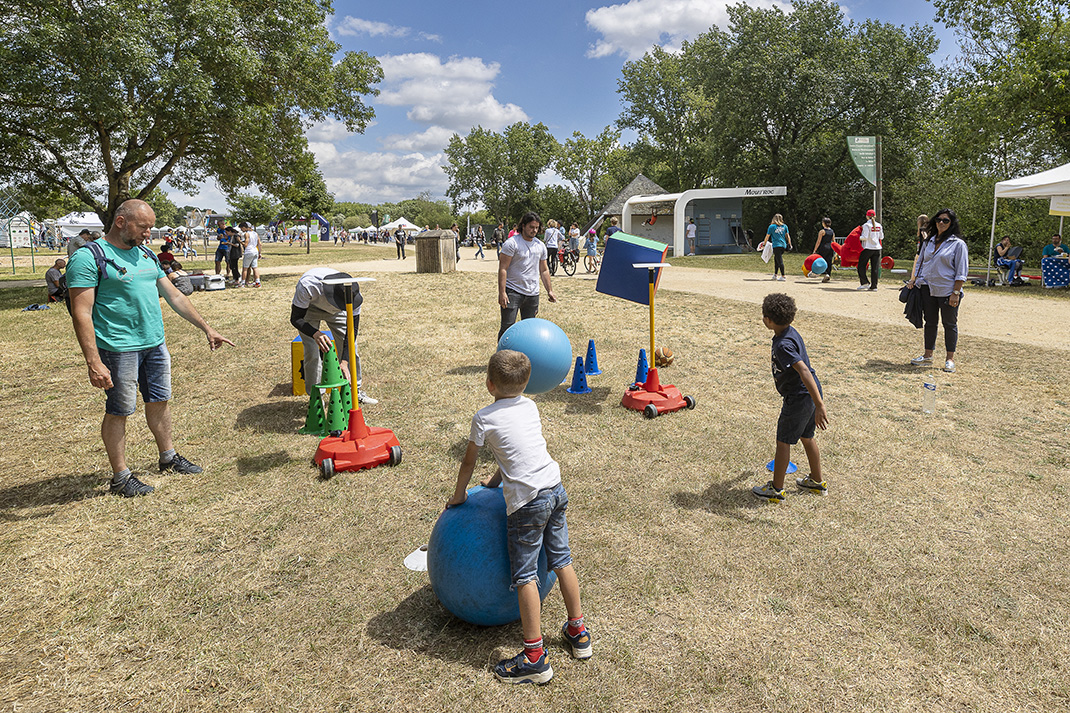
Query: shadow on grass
269 382 295 397
236 450 296 476
236 400 304 434
862 359 915 373
671 471 773 522
536 385 613 414
0 473 104 520
366 584 512 670
0 286 51 311
446 364 485 376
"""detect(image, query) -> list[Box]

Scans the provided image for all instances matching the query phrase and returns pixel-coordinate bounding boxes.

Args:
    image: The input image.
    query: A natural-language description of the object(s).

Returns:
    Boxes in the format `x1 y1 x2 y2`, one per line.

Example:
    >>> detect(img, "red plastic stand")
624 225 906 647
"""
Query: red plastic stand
314 407 401 477
620 367 694 419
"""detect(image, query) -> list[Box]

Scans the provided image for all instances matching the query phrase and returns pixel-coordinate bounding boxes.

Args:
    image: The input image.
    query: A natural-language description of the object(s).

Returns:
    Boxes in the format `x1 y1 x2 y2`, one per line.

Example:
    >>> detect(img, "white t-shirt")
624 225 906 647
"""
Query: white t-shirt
242 230 259 254
686 222 697 239
469 395 561 515
292 267 361 315
860 220 883 250
544 227 559 249
501 235 547 296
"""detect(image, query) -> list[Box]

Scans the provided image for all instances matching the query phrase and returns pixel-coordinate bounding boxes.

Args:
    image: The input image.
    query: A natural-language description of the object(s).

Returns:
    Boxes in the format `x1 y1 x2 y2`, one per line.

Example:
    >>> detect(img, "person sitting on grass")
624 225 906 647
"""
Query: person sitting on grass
752 293 829 503
446 349 591 685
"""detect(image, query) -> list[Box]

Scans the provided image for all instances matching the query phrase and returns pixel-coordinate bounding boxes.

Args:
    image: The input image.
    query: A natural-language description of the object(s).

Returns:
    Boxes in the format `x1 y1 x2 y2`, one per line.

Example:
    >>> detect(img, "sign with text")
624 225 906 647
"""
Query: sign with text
1050 195 1070 216
848 136 878 186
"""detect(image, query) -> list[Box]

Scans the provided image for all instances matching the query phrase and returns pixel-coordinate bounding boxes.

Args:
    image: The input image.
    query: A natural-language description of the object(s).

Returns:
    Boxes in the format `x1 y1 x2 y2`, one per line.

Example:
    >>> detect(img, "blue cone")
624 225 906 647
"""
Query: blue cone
766 460 798 474
566 357 592 394
584 339 602 375
634 349 649 385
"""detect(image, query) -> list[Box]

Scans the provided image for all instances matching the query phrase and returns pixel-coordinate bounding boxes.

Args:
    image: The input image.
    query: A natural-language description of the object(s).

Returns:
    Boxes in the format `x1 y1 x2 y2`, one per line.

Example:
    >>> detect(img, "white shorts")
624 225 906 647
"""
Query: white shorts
242 251 258 269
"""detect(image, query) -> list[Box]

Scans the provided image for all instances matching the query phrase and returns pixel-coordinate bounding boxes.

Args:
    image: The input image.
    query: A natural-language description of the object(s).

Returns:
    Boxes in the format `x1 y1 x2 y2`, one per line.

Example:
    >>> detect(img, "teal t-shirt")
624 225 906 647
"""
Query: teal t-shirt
1043 243 1066 257
66 240 166 352
767 224 790 248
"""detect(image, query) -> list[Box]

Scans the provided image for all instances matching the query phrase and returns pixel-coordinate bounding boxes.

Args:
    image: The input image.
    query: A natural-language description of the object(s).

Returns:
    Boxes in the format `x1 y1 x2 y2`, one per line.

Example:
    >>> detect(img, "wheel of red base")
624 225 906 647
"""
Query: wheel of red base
389 445 403 466
881 255 895 270
319 458 335 480
684 395 696 409
643 404 658 419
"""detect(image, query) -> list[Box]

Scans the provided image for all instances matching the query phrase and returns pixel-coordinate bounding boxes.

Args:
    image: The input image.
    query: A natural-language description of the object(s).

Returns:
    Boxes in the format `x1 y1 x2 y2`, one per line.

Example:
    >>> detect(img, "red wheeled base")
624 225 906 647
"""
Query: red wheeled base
314 407 402 478
621 367 696 418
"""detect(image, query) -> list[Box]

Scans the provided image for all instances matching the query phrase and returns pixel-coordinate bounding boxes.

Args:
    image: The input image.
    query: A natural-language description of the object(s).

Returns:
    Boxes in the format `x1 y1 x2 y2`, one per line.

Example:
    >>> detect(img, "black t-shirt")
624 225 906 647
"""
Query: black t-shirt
771 326 819 397
817 228 834 253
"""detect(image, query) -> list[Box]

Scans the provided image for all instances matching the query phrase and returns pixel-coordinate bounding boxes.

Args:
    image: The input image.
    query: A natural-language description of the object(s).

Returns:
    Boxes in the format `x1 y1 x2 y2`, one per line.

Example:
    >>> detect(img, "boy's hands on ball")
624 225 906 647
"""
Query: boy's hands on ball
445 491 467 509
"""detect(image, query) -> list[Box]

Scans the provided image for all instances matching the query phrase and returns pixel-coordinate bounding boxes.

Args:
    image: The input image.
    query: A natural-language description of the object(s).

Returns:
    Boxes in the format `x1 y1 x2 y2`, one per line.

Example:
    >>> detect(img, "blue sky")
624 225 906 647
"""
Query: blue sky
171 0 959 210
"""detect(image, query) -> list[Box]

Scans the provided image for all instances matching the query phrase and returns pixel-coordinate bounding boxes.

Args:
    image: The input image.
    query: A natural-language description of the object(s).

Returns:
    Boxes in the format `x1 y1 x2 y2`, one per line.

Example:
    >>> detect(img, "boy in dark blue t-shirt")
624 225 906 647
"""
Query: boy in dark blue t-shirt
753 293 829 502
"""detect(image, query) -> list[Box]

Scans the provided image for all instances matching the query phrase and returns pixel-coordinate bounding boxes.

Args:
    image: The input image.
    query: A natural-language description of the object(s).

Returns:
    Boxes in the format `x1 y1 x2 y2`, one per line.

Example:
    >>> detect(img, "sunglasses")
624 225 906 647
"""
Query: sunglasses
936 217 950 224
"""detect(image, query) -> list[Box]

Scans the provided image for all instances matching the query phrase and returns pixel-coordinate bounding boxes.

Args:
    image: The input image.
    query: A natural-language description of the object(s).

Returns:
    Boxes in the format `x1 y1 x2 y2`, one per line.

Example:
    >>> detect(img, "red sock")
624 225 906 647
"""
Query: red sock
567 616 585 636
523 637 544 663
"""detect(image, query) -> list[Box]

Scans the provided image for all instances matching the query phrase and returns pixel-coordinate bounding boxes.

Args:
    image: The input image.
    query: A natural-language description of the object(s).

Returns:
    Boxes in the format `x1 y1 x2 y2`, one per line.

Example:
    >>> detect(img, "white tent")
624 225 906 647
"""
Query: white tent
56 211 104 238
381 217 421 233
989 163 1070 280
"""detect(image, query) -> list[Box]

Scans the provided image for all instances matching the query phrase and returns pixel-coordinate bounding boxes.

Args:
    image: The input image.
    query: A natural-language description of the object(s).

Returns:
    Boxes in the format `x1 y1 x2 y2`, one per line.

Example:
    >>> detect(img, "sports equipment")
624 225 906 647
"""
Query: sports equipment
497 318 572 394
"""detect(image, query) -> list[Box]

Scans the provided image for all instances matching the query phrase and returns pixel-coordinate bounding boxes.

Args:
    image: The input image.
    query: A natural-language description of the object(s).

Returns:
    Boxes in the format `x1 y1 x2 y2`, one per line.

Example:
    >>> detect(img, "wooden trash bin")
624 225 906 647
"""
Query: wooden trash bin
415 230 457 273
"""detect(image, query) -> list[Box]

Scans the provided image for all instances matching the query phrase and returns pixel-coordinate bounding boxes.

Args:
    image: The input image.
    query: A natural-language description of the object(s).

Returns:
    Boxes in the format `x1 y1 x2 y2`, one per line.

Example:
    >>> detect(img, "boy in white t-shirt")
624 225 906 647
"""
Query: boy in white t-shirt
446 350 590 685
239 221 261 287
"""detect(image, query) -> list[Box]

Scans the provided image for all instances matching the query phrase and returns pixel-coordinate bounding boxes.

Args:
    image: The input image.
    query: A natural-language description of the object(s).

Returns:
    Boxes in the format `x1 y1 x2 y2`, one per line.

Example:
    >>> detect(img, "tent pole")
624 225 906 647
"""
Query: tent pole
987 192 998 285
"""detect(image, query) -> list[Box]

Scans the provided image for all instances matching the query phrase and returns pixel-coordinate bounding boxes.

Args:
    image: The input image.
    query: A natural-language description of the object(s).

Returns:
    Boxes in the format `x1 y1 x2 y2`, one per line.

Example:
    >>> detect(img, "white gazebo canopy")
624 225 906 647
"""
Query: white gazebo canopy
988 162 1070 279
381 217 421 232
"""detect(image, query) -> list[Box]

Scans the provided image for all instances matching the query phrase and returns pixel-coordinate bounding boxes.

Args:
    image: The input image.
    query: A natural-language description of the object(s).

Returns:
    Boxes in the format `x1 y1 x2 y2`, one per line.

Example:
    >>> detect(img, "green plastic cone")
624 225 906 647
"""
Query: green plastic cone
298 388 327 435
339 382 353 411
325 387 348 433
316 344 348 389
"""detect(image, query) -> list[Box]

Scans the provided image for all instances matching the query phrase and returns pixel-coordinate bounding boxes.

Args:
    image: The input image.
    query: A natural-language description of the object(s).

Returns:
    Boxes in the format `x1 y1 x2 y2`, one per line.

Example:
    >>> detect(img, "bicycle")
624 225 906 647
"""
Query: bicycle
547 247 559 275
560 247 578 276
584 250 602 274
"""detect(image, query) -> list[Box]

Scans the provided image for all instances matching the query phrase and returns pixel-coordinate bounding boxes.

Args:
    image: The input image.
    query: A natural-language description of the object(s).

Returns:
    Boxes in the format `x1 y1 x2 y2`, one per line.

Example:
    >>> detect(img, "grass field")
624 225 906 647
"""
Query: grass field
1 264 1068 712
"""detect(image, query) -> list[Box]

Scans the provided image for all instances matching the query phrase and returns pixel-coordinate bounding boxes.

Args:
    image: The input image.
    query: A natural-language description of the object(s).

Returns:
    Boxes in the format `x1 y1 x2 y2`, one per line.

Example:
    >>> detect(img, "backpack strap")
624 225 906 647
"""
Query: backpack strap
81 241 124 281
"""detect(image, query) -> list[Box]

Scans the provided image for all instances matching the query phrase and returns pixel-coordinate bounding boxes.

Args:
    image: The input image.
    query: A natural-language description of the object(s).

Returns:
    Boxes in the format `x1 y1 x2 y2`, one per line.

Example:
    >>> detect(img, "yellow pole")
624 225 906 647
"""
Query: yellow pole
344 284 359 411
648 268 656 358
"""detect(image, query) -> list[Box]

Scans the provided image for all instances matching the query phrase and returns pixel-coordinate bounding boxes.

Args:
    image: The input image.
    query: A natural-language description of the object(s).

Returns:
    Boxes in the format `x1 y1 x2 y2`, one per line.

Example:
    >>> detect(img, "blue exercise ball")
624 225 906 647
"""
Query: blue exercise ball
427 486 557 626
497 318 572 394
811 257 827 276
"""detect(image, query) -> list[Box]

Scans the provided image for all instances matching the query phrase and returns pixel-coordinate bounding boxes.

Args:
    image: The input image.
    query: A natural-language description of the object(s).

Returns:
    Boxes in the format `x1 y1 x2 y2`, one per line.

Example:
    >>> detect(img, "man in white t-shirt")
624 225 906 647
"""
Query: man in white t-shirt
857 209 883 291
544 219 561 273
239 222 261 287
498 212 557 340
289 267 377 405
686 218 698 256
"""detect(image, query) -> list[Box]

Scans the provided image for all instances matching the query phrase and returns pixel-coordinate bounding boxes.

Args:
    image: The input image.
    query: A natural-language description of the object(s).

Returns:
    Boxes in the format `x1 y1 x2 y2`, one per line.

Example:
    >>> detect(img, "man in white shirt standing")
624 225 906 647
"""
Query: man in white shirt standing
686 218 698 256
498 212 557 341
240 222 261 288
857 209 883 291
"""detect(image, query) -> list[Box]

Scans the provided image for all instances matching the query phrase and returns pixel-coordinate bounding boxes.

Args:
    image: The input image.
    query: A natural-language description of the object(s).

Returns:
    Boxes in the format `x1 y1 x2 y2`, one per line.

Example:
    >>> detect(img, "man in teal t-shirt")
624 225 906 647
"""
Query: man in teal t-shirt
68 199 234 497
1042 234 1068 257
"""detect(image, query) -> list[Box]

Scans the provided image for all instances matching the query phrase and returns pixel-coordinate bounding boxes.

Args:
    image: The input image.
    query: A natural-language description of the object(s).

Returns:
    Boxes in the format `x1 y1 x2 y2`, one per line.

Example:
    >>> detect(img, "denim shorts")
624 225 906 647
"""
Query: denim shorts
777 393 816 445
214 246 228 262
506 482 572 589
99 343 171 416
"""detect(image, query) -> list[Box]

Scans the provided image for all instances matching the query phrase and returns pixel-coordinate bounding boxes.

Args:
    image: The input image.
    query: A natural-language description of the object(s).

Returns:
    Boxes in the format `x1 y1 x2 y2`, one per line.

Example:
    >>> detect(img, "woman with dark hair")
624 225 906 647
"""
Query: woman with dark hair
906 208 969 373
761 214 792 281
812 218 835 283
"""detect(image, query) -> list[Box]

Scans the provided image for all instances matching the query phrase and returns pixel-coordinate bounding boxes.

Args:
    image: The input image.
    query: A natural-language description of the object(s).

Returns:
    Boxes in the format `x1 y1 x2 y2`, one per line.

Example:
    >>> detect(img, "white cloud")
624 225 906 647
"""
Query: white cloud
586 0 792 60
305 118 358 142
336 17 410 39
308 141 449 203
379 126 457 152
376 53 528 132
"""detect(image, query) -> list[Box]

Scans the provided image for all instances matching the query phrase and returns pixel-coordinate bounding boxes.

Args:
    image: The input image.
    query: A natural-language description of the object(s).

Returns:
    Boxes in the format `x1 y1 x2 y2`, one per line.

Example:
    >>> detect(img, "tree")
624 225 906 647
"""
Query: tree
279 155 334 218
230 194 280 227
141 187 180 227
553 127 635 221
443 122 558 225
0 0 381 229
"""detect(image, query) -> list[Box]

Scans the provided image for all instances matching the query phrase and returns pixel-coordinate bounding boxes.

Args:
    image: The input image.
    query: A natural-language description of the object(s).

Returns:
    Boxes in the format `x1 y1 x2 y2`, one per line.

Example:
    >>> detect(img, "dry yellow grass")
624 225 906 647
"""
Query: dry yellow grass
0 267 1068 712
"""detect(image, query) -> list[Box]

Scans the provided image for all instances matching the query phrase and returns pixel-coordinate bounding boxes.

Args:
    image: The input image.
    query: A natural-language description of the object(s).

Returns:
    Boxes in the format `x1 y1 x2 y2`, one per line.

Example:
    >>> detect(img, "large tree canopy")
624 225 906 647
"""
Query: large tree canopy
0 0 380 228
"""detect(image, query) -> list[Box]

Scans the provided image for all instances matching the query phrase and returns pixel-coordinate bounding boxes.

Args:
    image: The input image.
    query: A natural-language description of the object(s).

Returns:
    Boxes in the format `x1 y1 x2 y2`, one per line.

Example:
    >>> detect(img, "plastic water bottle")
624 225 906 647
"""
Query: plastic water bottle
922 375 936 414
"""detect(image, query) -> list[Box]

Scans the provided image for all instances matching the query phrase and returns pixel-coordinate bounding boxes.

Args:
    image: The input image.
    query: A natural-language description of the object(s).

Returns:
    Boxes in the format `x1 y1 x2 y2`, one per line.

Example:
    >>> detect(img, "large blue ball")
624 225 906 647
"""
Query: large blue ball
811 257 827 275
497 318 573 394
427 486 557 626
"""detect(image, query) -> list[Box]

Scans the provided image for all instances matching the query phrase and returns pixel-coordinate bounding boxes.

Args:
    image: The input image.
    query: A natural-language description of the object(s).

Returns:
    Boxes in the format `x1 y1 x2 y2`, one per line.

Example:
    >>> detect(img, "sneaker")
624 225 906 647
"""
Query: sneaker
357 391 379 405
493 650 553 685
943 360 956 373
237 280 246 287
562 623 593 659
777 275 786 281
110 474 154 497
159 453 204 474
856 284 870 290
821 275 830 283
751 481 786 502
253 281 261 288
795 476 828 495
910 355 933 366
868 286 878 291
772 275 779 280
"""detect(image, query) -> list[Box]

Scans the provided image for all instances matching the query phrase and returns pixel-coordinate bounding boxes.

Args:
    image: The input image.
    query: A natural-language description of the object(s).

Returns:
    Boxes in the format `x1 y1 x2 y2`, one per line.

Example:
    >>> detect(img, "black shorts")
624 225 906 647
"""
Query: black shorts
777 393 816 445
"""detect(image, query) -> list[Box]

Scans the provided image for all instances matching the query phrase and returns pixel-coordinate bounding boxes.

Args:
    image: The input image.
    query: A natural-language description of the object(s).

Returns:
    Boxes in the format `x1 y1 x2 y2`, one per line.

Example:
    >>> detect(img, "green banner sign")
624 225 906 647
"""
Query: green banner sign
848 136 877 186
